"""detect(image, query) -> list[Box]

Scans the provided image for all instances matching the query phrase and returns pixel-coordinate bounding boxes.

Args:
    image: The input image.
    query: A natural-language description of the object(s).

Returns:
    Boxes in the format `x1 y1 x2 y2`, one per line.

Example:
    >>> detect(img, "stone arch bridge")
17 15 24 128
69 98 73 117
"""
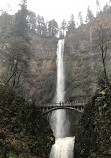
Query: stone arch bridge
37 103 84 115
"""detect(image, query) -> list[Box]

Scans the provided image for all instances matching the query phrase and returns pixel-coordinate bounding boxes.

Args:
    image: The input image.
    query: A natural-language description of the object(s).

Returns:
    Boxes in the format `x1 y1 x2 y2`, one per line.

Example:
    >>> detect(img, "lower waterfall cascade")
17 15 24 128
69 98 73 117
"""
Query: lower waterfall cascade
50 137 75 158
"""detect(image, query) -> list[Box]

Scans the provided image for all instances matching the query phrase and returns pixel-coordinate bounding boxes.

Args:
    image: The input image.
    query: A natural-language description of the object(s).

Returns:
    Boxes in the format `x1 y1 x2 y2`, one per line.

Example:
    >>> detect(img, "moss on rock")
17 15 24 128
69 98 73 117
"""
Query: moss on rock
0 85 53 158
75 88 111 158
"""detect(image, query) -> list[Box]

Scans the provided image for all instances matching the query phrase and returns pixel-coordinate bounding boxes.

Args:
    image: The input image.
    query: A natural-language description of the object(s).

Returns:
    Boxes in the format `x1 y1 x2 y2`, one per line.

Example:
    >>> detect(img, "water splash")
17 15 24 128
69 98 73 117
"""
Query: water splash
50 137 75 158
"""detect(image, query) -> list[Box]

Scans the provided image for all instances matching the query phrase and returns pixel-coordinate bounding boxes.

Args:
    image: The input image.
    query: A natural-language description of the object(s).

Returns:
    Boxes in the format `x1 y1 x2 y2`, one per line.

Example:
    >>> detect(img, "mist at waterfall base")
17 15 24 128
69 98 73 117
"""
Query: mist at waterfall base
50 40 75 158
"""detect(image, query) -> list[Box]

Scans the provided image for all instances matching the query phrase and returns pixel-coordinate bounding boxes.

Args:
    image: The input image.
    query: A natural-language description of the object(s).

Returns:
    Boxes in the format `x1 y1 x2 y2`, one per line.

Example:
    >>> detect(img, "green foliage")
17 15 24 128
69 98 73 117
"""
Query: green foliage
60 19 67 37
75 87 111 158
86 6 94 23
36 14 47 36
67 14 75 36
0 85 53 158
96 64 107 89
0 1 32 88
78 11 83 25
7 152 18 158
48 19 58 37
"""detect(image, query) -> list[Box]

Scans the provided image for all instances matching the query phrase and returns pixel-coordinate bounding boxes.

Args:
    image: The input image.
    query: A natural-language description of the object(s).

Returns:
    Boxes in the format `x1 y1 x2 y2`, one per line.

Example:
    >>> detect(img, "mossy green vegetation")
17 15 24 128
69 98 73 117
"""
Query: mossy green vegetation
0 84 53 158
75 87 111 158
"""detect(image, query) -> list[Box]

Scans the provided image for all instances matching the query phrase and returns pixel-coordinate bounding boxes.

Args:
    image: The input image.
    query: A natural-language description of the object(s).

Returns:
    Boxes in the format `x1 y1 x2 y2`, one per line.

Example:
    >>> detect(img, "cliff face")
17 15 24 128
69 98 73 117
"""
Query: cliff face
27 34 58 104
27 32 92 104
28 28 94 104
64 25 92 102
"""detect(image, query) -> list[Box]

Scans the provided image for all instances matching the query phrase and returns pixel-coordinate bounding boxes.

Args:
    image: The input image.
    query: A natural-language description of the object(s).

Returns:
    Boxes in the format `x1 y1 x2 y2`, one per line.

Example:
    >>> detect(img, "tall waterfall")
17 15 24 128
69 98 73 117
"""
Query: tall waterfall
50 39 74 158
56 39 65 103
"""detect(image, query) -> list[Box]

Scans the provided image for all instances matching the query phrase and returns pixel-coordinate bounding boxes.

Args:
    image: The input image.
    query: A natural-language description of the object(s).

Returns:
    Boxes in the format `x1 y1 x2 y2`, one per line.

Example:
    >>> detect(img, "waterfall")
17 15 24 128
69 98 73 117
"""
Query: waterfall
56 39 65 103
50 39 74 158
55 39 67 138
50 137 75 158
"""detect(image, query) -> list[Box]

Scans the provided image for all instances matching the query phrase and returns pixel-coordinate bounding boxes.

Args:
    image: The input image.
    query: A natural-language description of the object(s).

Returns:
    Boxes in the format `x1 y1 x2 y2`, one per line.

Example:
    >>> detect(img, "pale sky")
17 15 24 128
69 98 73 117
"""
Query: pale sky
0 0 110 25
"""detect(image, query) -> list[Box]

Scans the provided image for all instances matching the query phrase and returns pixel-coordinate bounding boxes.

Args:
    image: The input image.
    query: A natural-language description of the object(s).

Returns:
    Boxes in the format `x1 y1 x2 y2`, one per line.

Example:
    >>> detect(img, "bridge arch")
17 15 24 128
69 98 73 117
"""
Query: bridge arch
43 106 83 115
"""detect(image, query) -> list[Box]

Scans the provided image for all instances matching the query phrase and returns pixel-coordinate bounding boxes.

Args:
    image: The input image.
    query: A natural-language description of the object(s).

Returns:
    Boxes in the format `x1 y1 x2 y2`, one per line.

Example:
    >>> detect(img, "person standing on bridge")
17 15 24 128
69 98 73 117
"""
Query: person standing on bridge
60 101 64 105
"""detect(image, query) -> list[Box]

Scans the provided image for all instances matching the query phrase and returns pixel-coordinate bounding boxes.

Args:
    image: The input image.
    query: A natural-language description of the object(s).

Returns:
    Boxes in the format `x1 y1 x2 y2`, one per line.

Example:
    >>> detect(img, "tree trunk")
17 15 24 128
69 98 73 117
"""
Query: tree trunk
102 56 109 87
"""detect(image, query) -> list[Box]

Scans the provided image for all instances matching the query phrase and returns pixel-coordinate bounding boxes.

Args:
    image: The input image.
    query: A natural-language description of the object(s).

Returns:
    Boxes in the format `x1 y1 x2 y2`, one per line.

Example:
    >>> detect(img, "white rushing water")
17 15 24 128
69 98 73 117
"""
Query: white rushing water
55 39 67 138
50 137 75 158
50 39 74 158
56 39 65 103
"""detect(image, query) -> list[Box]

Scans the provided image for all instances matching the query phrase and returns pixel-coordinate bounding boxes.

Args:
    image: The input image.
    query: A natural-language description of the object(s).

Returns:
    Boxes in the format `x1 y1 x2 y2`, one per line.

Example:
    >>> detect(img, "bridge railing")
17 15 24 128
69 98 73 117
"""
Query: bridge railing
38 102 84 107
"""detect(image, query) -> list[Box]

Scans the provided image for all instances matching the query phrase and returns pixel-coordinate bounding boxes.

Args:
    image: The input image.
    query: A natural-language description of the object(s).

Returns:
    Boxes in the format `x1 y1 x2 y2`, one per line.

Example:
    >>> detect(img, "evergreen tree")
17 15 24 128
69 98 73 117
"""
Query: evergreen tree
48 19 58 36
96 0 101 14
36 14 47 36
4 0 31 87
60 19 67 37
0 12 14 60
78 11 83 25
27 11 37 32
12 0 30 42
0 12 13 34
67 14 75 35
103 3 110 13
93 18 111 87
86 6 94 23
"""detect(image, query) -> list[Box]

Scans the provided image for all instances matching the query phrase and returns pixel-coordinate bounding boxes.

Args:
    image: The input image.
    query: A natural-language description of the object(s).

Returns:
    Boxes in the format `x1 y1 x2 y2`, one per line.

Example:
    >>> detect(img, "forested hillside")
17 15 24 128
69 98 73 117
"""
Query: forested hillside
0 84 53 158
0 2 58 104
0 1 56 157
0 1 111 103
75 87 111 158
64 5 111 102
